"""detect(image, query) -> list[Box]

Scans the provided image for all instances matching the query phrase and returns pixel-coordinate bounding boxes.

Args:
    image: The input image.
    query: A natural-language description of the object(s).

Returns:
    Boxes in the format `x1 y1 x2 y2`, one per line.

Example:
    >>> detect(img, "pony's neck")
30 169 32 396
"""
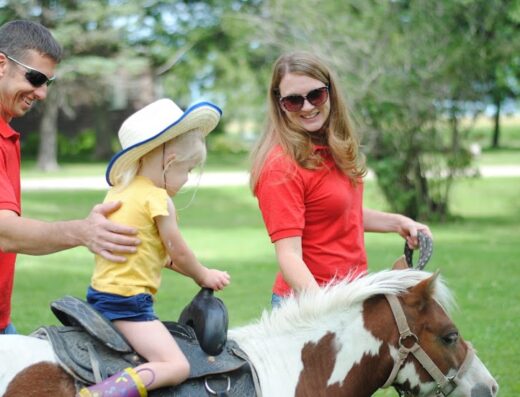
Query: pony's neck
229 301 387 396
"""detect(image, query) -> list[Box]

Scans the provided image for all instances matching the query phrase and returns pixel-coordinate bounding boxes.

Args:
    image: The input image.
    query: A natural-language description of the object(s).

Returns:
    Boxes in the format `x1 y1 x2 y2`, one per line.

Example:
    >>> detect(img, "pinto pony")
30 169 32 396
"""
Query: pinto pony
0 269 498 397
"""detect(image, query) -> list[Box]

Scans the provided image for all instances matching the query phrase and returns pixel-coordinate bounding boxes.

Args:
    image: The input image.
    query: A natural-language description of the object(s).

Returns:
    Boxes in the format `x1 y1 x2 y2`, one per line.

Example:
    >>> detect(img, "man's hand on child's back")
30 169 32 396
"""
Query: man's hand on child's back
83 201 140 262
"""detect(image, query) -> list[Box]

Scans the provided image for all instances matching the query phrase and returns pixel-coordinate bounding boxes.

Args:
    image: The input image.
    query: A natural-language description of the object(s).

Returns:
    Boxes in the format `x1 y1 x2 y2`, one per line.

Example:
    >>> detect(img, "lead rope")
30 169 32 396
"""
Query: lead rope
404 231 433 270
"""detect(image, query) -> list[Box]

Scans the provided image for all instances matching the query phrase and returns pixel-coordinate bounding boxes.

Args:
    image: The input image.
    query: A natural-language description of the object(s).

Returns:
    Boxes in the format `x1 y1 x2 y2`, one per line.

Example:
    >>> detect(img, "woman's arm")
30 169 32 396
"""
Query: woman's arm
363 208 432 248
274 236 319 292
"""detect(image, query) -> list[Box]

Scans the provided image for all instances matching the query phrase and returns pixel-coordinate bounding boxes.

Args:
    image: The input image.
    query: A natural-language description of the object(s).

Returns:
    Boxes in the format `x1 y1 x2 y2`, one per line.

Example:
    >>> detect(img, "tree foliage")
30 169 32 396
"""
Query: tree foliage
244 0 520 220
1 0 518 219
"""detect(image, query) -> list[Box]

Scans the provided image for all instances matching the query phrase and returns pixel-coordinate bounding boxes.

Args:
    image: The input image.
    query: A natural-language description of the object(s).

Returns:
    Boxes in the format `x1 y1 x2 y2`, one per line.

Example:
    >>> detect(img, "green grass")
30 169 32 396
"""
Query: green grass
11 175 520 394
476 147 520 166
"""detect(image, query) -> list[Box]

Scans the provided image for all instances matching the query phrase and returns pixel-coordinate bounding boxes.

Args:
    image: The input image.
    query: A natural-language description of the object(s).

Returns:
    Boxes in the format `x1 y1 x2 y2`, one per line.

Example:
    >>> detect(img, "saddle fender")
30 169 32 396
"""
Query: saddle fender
51 295 132 353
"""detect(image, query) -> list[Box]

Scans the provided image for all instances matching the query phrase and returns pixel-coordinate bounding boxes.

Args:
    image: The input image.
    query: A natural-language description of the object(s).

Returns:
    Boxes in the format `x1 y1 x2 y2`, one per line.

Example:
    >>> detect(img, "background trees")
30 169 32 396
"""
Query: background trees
1 0 518 220
245 0 520 219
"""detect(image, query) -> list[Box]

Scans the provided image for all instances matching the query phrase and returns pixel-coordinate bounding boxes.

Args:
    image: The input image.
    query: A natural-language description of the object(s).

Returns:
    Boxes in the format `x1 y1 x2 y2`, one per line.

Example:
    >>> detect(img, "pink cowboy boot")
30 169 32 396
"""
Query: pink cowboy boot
77 367 147 397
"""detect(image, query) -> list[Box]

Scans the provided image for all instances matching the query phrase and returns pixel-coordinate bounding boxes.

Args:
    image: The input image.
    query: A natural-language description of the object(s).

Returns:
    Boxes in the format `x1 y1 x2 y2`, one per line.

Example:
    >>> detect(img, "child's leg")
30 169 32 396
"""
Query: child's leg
114 319 190 390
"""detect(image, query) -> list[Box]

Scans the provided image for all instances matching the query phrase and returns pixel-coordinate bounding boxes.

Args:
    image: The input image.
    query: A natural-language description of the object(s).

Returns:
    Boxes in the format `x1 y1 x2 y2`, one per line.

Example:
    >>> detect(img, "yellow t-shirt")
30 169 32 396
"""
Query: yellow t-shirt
91 176 169 296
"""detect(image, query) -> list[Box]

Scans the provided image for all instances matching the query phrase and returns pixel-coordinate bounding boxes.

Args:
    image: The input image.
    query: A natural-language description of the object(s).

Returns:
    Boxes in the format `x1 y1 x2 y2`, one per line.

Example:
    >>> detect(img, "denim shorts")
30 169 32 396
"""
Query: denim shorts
87 286 157 322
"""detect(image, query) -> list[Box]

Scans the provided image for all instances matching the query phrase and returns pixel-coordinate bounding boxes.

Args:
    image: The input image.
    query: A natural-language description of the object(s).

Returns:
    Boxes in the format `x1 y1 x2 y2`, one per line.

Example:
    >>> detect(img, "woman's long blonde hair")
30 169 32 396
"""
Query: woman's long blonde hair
249 52 366 191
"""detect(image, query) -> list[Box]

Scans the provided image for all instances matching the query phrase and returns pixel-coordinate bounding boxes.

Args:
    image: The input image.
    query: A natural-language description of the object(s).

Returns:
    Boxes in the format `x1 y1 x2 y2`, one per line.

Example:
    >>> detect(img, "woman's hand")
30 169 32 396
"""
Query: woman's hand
397 216 432 249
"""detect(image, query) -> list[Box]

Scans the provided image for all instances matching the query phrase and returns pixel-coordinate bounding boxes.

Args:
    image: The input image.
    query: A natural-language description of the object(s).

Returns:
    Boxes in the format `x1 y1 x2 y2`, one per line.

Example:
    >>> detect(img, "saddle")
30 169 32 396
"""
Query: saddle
32 290 260 397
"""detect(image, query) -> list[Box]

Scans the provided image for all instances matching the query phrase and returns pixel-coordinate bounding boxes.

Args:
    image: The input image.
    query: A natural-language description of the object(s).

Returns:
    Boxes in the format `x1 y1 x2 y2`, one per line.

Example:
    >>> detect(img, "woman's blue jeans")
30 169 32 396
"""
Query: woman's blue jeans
0 323 17 334
271 293 284 308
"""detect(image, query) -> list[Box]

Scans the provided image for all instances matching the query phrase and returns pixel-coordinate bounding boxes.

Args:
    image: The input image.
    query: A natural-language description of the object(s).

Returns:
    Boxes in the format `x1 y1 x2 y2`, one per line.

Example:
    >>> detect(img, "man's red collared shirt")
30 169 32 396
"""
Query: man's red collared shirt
0 117 21 329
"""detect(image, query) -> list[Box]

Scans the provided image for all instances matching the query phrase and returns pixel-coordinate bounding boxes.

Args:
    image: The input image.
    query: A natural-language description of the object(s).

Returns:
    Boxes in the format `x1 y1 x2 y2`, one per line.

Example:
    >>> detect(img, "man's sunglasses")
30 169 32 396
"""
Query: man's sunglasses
2 52 55 87
279 86 329 112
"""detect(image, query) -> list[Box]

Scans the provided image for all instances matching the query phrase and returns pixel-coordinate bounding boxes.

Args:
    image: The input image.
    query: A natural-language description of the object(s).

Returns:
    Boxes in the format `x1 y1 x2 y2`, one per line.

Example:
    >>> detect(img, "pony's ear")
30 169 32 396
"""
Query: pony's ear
392 255 408 270
403 271 439 311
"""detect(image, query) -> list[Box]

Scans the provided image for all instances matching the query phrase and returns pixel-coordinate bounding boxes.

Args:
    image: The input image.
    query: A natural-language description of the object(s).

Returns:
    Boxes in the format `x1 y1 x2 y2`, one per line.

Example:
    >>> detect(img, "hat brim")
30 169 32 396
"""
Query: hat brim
106 102 221 186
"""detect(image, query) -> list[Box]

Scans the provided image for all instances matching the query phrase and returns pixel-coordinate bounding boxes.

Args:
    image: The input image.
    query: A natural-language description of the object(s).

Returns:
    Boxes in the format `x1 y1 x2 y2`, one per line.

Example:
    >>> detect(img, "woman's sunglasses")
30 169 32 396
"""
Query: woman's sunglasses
2 52 55 87
279 86 329 112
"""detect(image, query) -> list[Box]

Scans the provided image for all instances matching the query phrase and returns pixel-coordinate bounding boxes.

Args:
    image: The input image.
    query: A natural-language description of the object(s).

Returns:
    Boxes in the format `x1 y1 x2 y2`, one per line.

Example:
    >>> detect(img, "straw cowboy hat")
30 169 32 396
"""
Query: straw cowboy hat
106 98 222 186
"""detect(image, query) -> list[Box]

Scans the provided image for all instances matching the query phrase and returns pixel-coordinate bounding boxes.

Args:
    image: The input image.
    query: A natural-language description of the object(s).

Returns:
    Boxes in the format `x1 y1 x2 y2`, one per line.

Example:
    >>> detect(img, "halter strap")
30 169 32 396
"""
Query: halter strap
382 294 475 396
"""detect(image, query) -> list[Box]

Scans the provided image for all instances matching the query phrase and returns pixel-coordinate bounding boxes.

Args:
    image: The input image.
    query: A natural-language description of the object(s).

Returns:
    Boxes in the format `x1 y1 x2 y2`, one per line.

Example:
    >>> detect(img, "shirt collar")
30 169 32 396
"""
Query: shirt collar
313 144 329 152
0 117 19 140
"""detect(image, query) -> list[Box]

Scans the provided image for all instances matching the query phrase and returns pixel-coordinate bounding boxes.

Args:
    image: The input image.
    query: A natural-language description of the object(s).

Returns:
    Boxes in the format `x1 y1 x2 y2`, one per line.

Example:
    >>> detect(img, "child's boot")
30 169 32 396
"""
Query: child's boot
77 367 147 397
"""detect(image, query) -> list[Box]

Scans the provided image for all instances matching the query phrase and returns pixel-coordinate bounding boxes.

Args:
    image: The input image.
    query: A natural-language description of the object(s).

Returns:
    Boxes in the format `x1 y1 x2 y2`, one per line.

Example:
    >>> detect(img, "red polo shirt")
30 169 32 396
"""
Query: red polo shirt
0 117 21 329
255 145 367 296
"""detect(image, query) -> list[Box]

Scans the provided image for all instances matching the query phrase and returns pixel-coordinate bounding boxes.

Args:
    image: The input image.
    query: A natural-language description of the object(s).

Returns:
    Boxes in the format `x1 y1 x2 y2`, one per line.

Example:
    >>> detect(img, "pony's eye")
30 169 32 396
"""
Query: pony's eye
441 331 459 346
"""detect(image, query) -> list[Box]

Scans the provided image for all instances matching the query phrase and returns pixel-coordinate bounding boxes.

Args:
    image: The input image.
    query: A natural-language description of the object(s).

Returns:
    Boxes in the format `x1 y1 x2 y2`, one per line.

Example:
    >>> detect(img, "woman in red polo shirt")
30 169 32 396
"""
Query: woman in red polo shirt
250 52 431 306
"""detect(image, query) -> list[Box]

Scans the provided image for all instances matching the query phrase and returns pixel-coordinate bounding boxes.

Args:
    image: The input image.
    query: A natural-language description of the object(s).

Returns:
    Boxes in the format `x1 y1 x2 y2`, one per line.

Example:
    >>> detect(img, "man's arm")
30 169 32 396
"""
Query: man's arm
0 201 139 262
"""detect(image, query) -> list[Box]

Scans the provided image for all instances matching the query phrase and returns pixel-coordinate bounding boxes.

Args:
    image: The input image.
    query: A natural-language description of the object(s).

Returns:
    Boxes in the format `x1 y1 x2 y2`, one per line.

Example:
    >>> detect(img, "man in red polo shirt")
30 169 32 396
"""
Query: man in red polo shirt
0 20 140 334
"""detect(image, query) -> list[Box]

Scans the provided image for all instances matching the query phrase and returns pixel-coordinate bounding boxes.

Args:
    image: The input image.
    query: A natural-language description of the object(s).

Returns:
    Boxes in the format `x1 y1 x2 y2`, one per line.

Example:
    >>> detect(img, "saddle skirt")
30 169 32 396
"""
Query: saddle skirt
32 323 258 396
32 294 260 396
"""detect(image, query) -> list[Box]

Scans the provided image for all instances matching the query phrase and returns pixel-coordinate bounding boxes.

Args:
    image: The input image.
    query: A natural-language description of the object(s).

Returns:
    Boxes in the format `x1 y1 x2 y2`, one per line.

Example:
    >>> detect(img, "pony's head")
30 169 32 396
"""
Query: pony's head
373 271 497 397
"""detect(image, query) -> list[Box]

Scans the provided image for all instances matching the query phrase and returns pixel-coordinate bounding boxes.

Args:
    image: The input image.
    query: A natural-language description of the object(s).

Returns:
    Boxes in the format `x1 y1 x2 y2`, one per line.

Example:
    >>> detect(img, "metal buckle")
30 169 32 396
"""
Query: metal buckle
399 332 418 350
435 376 457 397
204 374 231 395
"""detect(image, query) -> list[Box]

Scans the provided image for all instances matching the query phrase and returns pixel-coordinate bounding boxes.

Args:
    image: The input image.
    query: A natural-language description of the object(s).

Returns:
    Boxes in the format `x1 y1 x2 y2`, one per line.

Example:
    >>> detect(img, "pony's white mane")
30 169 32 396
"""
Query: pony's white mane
230 269 454 339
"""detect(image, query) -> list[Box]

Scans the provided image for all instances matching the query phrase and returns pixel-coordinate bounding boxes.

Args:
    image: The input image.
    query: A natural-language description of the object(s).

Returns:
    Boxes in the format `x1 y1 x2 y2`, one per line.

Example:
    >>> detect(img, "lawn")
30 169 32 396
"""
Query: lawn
11 174 520 395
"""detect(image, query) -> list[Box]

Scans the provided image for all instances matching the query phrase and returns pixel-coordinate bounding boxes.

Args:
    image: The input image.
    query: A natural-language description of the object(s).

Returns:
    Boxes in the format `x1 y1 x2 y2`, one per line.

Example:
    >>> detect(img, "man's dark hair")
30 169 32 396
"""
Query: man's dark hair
0 20 62 62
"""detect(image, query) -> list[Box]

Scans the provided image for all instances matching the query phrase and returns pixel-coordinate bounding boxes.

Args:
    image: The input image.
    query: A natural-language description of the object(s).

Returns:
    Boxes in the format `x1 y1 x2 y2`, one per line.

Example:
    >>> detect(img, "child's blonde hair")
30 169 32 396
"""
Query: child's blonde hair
113 129 207 188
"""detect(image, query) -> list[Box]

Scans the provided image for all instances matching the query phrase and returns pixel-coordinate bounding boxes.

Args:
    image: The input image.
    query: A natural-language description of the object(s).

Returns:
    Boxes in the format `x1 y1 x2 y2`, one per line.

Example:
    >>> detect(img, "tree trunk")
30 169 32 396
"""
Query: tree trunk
37 91 60 171
491 99 501 149
93 103 113 161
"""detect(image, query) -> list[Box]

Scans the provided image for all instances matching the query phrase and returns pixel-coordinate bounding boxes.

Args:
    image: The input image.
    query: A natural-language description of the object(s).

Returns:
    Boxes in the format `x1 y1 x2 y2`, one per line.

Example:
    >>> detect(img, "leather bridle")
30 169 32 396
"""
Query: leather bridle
382 293 475 396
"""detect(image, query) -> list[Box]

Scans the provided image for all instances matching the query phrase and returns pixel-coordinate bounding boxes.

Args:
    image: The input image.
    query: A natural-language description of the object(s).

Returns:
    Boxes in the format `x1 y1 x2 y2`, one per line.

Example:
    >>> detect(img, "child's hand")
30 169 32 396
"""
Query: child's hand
199 268 230 291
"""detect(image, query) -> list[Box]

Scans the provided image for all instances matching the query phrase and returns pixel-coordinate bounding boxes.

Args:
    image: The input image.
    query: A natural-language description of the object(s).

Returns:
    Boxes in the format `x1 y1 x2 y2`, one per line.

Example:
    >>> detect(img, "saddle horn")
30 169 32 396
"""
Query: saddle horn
178 288 229 356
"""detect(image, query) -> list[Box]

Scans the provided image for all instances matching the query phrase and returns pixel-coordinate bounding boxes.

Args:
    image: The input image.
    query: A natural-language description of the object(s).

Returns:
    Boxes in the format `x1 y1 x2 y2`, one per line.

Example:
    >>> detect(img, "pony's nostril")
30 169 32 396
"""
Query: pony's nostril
470 382 498 397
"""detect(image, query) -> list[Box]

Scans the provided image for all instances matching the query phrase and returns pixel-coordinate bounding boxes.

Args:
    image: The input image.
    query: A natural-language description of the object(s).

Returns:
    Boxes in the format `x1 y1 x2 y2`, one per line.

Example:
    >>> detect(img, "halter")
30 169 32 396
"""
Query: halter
382 294 475 397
